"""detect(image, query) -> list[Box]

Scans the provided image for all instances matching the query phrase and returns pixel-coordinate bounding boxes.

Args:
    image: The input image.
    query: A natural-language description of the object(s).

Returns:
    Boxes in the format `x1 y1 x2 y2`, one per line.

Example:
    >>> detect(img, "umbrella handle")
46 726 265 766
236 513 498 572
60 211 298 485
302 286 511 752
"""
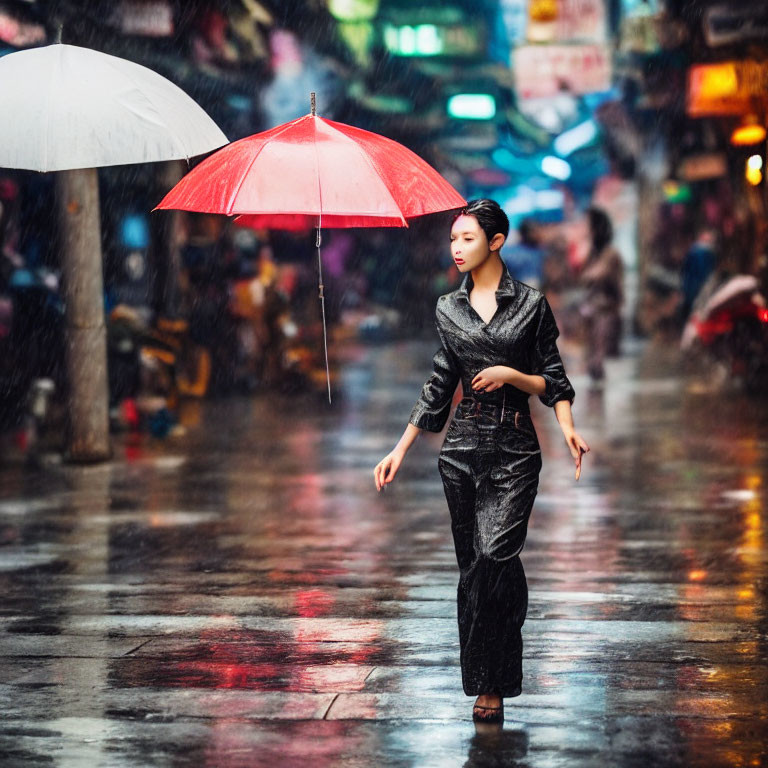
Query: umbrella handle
316 226 331 404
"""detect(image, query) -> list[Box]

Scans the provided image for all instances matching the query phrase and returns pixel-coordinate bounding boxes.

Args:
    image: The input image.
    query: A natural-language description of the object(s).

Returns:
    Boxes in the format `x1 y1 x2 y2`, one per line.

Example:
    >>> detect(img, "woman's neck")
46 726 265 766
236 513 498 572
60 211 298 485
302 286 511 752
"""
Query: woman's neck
470 252 504 292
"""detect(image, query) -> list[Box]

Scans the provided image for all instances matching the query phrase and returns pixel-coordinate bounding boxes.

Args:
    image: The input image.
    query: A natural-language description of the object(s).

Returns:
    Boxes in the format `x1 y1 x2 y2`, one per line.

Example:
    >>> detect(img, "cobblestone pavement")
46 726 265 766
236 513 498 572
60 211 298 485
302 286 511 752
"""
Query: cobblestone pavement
0 338 766 767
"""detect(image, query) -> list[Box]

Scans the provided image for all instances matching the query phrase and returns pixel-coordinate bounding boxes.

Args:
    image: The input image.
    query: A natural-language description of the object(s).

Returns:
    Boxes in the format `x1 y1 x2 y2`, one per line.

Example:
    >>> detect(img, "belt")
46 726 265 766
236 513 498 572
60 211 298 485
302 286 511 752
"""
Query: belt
456 392 529 426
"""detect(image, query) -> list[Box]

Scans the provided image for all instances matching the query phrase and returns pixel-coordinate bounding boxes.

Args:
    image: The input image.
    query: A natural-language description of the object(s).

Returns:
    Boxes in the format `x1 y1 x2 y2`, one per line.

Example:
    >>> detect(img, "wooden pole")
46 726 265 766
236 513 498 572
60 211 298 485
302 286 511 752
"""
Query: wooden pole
56 167 111 462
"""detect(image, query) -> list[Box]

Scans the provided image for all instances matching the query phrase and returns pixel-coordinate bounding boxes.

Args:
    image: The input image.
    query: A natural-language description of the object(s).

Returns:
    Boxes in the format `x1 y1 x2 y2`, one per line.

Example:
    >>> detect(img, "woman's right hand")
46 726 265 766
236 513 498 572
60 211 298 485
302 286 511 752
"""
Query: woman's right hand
374 450 404 492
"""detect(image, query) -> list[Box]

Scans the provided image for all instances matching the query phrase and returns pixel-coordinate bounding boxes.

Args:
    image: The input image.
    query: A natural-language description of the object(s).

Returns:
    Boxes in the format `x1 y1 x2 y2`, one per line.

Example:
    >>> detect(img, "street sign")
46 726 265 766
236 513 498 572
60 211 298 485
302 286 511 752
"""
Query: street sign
383 21 484 57
704 4 768 47
688 60 768 117
513 44 611 98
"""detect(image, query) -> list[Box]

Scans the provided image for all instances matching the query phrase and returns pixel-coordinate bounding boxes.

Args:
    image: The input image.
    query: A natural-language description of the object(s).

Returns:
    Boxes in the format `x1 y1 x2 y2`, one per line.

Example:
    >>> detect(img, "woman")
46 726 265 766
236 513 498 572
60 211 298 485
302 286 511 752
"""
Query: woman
580 207 623 384
374 199 589 722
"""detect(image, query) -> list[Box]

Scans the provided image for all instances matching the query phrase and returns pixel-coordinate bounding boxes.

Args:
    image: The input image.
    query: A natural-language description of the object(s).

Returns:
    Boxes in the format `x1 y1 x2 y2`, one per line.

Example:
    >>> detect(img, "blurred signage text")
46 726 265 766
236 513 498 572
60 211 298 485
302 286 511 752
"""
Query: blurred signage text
677 153 727 182
704 4 768 47
688 60 768 117
513 44 611 98
383 22 484 57
522 0 606 43
555 0 606 42
110 1 174 38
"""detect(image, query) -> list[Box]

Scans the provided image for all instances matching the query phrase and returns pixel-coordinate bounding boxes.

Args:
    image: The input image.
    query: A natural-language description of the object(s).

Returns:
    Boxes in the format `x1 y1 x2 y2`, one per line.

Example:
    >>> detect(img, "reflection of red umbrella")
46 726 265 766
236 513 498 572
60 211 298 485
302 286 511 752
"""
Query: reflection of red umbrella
156 94 465 400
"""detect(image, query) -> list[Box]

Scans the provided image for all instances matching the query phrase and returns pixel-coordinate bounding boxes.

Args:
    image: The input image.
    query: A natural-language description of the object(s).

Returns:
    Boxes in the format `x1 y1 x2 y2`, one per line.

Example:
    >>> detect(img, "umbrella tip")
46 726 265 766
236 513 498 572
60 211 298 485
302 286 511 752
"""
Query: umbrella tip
55 24 63 44
310 92 316 116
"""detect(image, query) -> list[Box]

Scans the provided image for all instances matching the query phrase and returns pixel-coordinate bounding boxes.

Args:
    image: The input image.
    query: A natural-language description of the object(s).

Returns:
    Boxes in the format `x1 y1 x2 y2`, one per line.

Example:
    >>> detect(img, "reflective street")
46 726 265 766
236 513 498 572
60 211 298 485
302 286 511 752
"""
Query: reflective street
1 339 766 767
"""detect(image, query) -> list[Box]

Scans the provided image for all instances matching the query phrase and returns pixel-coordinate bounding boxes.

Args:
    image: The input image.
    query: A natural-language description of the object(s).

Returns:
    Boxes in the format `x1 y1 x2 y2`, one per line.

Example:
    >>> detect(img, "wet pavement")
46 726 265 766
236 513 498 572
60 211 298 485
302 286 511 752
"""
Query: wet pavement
0 337 767 767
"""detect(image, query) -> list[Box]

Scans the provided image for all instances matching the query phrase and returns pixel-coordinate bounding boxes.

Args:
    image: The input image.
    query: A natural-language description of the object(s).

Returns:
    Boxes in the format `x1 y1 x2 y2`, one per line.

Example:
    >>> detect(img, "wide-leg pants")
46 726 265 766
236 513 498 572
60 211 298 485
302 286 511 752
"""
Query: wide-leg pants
438 399 542 697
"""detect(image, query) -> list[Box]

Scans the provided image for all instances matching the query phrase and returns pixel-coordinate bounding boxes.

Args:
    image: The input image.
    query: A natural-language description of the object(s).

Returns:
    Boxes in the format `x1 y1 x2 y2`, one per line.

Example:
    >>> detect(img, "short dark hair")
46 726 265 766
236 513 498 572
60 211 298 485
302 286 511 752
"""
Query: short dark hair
452 199 509 244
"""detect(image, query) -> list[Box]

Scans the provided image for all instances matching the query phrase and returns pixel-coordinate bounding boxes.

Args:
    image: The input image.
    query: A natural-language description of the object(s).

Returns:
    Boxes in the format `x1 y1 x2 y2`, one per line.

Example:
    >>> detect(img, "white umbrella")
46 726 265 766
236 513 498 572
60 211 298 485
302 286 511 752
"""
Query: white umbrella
0 43 227 171
0 43 227 461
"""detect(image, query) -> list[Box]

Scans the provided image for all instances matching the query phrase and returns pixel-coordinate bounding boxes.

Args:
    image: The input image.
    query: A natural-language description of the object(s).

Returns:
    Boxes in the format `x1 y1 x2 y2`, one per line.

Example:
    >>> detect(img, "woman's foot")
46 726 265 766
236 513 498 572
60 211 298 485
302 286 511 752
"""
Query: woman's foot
473 693 503 722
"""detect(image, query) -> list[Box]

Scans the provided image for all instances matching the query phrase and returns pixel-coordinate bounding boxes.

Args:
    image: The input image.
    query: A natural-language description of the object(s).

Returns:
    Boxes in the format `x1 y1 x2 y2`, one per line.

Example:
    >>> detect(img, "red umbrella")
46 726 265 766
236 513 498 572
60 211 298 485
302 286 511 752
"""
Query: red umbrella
156 94 466 400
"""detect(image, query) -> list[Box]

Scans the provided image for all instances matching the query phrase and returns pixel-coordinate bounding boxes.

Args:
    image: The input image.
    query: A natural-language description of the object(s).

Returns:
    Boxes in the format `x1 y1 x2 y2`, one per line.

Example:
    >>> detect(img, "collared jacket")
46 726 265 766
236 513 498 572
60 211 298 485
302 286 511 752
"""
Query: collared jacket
409 266 575 433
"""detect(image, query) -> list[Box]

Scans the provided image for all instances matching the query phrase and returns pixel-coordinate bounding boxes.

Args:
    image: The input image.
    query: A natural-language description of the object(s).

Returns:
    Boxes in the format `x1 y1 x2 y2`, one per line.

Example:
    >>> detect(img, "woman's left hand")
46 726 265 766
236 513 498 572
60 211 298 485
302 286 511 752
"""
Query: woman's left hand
471 366 511 393
563 429 590 480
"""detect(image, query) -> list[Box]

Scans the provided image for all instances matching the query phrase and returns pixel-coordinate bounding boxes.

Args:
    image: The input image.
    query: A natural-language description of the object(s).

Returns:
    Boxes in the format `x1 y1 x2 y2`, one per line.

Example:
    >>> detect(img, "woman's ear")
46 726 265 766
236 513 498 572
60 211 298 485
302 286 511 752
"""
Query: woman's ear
489 233 506 252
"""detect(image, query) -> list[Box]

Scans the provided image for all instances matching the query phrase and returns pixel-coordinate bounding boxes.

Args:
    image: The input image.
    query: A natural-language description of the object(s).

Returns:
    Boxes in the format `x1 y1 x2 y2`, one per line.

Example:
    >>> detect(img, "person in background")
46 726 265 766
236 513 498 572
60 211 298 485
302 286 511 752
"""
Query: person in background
181 215 239 395
504 218 544 289
580 207 624 386
680 226 716 321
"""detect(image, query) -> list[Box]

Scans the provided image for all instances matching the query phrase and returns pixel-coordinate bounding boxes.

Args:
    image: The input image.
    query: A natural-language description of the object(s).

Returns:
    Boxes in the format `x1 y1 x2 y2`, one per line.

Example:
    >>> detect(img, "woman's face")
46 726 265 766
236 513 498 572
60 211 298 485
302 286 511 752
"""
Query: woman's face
450 215 490 273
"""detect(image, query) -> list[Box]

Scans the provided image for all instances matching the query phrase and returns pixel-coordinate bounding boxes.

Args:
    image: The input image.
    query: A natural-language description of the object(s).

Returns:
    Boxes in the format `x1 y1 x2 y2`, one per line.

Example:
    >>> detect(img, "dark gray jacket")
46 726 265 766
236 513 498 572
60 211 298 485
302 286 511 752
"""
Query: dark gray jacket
409 266 575 432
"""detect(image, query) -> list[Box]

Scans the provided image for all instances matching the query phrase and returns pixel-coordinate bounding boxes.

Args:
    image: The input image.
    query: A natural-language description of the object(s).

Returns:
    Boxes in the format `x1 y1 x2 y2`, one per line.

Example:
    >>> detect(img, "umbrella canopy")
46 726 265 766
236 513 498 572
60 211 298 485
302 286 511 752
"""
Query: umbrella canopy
156 101 465 402
155 112 465 225
0 43 228 172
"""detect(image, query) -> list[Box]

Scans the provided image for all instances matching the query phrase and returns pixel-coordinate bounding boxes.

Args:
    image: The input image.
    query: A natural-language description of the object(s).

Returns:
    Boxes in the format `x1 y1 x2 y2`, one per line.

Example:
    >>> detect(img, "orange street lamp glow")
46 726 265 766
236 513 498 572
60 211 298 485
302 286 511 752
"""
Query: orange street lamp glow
731 116 767 146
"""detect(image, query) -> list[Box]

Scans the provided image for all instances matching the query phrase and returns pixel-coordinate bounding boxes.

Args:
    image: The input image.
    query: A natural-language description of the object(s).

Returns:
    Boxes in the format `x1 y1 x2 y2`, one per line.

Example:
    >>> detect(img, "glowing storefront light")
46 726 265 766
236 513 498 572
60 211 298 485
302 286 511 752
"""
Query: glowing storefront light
398 25 416 55
554 119 598 156
383 24 444 56
540 155 572 180
501 186 564 217
535 189 565 209
447 93 497 120
746 154 763 186
327 0 379 21
730 115 766 146
416 24 441 55
696 62 738 99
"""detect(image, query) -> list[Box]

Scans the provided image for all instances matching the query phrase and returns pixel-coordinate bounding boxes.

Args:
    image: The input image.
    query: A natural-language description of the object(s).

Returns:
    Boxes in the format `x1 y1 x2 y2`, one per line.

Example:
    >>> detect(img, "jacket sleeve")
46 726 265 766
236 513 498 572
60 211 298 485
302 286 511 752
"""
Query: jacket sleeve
409 305 460 433
532 296 575 408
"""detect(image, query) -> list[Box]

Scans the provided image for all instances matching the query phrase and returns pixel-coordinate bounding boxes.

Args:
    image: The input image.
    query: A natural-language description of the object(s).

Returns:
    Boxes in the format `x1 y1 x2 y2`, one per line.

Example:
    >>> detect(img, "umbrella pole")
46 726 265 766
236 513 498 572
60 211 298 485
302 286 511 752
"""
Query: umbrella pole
56 167 111 462
315 227 332 403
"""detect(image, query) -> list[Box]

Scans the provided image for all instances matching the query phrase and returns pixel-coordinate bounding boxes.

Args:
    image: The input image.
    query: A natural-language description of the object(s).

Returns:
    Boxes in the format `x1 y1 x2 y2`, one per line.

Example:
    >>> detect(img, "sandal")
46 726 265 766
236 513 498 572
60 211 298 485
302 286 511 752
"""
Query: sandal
472 703 504 723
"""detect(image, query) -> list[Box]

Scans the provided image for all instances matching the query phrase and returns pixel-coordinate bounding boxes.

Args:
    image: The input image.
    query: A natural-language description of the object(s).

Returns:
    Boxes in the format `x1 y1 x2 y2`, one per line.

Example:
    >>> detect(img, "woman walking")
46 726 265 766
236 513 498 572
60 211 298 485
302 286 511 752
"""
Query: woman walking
374 199 589 722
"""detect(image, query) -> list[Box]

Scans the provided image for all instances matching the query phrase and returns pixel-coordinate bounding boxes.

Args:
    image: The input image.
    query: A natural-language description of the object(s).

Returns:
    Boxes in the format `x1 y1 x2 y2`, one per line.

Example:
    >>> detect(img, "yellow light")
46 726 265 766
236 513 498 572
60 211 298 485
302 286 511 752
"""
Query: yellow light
688 569 707 581
697 63 738 99
731 122 767 146
328 0 379 22
529 0 558 22
746 154 763 186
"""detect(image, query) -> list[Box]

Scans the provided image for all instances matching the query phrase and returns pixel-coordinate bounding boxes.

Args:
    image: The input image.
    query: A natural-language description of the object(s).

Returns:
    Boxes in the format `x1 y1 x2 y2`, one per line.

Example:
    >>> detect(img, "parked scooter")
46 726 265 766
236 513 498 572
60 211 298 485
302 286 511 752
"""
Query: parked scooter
107 306 211 432
681 274 768 394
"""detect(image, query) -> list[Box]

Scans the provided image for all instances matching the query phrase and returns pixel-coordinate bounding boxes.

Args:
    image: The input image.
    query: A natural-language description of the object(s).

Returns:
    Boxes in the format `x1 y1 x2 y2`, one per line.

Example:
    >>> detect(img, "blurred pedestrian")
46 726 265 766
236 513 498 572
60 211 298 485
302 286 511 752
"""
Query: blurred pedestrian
681 226 716 321
374 199 589 723
580 207 624 385
181 215 239 395
504 218 544 289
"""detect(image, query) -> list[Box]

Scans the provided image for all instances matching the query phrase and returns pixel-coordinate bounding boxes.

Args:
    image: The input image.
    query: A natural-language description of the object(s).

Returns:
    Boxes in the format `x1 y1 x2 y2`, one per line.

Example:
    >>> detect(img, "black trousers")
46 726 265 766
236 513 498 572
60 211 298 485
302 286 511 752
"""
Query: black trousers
438 397 542 697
